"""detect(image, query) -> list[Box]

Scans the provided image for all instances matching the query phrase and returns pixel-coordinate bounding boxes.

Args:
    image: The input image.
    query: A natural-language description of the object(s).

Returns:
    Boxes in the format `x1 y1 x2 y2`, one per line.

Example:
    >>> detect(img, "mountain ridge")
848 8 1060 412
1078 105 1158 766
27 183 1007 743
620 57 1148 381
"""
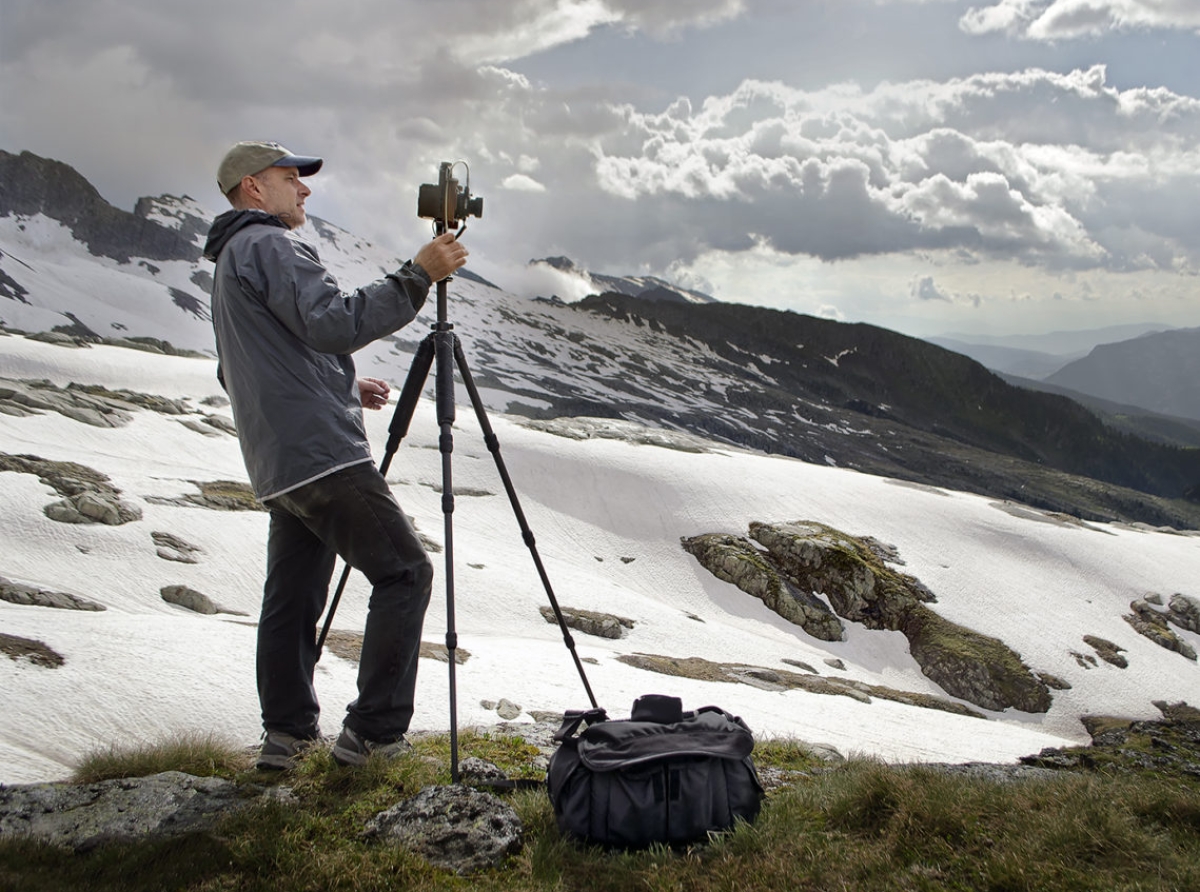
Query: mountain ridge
4 147 1200 528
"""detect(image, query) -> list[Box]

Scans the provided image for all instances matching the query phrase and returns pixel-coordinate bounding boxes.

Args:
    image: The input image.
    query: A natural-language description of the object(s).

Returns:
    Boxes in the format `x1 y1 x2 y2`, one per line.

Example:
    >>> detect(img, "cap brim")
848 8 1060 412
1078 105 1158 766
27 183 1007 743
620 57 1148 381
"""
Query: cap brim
274 154 323 177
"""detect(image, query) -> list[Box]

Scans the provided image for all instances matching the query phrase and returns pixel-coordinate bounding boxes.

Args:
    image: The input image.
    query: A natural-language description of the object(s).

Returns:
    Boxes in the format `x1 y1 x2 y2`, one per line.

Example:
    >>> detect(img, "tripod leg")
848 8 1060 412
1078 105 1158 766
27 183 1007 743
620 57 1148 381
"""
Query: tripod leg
433 312 463 783
452 336 600 710
316 334 436 655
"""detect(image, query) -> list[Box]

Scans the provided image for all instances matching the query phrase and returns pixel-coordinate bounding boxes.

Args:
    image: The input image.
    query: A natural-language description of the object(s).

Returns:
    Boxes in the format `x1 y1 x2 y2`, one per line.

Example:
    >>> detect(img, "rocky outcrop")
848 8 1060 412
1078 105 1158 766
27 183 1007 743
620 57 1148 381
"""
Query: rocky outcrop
538 605 636 639
45 490 142 525
1021 704 1200 778
0 771 261 852
1125 599 1198 661
684 520 1053 714
0 575 105 611
902 606 1052 713
0 150 200 265
1168 593 1200 634
0 633 65 667
679 533 844 641
747 521 935 627
1082 634 1128 668
0 452 142 525
0 378 190 427
362 784 523 875
322 631 471 665
153 531 203 563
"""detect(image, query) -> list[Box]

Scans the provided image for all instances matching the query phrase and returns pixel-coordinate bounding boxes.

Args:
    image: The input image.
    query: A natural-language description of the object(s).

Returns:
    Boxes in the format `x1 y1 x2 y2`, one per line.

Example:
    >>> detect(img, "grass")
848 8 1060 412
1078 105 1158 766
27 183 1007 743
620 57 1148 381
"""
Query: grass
2 732 1198 891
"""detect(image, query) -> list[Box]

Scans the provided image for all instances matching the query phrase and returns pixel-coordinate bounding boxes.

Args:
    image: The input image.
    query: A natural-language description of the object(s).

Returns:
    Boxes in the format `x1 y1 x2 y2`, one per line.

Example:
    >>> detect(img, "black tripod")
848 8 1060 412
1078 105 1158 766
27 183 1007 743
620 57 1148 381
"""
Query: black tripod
317 264 599 783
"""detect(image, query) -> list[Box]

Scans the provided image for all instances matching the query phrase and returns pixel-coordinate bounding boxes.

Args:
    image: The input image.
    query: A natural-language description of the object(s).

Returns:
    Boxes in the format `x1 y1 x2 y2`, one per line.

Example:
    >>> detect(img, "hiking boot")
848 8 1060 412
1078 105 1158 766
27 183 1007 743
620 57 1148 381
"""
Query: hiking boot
330 725 412 767
256 729 323 770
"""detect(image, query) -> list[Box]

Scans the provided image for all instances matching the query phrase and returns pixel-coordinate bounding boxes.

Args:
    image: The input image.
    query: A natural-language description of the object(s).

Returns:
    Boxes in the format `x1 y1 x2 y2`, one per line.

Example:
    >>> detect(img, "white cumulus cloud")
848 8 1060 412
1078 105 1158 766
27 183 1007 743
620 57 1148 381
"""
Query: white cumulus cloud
961 0 1200 39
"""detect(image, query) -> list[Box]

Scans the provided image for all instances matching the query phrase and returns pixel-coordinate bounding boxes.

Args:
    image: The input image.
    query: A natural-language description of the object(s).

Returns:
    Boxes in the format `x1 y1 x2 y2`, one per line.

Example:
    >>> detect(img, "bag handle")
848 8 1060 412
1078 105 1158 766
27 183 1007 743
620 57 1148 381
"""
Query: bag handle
553 707 608 743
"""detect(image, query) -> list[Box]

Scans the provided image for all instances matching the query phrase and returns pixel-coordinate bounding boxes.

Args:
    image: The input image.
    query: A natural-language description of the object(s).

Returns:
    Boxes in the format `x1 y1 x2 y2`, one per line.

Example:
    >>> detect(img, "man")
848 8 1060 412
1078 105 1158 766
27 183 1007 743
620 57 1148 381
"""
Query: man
202 141 467 769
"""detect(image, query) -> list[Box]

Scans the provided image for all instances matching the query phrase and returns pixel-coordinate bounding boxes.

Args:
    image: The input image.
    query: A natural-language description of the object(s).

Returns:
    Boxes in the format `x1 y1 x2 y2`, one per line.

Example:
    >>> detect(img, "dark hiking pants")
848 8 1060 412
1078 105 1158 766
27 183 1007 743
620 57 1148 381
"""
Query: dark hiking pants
258 461 433 742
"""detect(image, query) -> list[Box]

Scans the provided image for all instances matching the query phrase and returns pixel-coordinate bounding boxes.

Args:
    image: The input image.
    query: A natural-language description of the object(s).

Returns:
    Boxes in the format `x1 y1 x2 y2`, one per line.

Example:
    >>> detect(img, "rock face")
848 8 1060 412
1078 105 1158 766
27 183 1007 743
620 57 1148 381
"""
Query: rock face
679 533 845 641
362 784 523 875
684 520 1053 714
0 771 255 852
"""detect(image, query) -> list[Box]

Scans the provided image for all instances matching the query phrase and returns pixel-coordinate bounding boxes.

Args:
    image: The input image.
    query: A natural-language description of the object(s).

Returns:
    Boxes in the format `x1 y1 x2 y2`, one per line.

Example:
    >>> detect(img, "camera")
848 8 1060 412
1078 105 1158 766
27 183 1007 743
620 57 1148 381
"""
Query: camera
417 161 483 228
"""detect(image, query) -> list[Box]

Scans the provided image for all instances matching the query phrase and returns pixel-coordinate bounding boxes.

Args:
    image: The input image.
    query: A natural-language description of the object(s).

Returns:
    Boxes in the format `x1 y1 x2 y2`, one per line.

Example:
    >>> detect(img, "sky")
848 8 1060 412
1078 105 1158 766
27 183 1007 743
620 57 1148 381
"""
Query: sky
4 330 1200 783
2 0 1200 338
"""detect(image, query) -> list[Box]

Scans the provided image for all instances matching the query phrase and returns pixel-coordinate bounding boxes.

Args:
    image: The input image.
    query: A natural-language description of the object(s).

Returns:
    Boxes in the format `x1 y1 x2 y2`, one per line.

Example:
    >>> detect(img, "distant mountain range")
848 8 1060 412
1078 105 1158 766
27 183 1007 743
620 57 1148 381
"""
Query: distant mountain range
1044 328 1200 421
4 147 1200 528
930 324 1200 428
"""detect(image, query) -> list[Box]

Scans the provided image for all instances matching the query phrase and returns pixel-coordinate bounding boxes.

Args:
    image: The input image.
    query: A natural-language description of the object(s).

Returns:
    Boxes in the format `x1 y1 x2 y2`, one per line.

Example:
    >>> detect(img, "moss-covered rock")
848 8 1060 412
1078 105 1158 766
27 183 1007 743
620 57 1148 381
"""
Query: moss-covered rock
903 605 1053 713
680 533 844 641
684 519 1053 714
748 520 934 629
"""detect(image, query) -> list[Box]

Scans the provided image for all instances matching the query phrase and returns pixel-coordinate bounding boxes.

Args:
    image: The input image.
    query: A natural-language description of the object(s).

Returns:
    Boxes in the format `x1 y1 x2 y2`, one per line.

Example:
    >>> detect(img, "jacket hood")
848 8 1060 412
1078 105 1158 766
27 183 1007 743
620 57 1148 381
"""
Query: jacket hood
203 209 288 262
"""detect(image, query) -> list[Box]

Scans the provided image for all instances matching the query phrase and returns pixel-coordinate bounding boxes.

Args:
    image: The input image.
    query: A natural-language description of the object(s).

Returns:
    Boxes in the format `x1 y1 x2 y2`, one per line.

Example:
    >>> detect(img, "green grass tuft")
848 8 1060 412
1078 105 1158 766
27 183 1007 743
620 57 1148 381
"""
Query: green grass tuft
71 731 250 783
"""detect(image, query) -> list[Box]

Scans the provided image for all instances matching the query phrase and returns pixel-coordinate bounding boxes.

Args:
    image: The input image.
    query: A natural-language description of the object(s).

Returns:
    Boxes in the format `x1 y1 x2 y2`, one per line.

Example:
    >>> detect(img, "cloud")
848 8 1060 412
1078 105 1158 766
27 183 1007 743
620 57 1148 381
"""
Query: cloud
911 274 984 306
571 66 1200 274
960 0 1200 39
501 174 547 192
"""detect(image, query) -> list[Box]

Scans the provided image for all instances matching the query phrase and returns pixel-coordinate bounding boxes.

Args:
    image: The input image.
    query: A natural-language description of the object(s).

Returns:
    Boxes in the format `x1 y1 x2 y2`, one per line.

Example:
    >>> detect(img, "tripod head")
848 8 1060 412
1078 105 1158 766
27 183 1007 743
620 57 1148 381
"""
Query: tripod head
417 161 483 233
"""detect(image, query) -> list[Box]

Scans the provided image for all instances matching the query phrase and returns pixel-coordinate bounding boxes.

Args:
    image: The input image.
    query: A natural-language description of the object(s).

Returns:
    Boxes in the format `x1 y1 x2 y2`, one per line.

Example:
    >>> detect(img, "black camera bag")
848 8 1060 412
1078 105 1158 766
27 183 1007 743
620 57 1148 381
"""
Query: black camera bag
546 695 765 848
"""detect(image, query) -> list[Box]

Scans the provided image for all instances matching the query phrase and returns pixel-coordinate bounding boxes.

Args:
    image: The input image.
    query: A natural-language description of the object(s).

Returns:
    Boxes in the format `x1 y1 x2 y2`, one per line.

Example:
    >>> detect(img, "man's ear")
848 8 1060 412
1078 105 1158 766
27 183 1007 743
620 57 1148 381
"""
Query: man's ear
240 174 262 200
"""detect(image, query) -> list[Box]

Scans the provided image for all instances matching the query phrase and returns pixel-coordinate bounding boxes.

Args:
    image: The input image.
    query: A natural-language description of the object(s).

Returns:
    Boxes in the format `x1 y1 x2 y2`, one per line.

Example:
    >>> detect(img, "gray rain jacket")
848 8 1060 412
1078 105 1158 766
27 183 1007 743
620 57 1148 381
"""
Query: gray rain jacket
203 209 431 500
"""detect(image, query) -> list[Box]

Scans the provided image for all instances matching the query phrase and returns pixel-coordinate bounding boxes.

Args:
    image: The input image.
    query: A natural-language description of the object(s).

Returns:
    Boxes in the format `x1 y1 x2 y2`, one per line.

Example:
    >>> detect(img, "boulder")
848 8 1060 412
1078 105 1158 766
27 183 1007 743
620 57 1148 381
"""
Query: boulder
44 491 142 525
362 784 523 875
160 585 246 617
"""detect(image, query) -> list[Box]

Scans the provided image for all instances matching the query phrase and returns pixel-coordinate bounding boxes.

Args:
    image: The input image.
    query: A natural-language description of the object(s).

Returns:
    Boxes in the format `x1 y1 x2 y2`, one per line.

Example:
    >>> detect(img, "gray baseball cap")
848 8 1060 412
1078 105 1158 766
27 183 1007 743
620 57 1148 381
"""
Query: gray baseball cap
217 141 323 195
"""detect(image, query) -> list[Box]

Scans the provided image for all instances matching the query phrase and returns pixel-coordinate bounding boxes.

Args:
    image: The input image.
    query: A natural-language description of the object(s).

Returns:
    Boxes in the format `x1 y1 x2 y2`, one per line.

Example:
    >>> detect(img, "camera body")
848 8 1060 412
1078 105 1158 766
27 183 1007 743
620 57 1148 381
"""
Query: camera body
417 161 483 228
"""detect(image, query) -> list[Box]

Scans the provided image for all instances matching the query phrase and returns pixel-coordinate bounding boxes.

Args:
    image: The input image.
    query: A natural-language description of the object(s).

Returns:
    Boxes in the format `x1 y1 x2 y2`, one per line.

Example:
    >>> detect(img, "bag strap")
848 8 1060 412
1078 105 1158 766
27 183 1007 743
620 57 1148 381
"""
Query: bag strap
553 707 608 743
469 778 545 792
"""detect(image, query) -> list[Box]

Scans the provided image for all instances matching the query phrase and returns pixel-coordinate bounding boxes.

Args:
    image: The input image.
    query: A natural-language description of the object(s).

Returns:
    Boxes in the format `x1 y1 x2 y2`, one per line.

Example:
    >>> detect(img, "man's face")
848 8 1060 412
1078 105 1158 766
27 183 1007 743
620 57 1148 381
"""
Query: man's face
247 165 310 229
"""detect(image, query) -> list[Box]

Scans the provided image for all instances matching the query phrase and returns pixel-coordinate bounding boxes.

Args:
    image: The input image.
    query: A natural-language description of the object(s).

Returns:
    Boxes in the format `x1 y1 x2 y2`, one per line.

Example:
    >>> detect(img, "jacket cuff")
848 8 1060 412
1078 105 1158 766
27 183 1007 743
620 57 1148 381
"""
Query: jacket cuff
392 261 432 312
